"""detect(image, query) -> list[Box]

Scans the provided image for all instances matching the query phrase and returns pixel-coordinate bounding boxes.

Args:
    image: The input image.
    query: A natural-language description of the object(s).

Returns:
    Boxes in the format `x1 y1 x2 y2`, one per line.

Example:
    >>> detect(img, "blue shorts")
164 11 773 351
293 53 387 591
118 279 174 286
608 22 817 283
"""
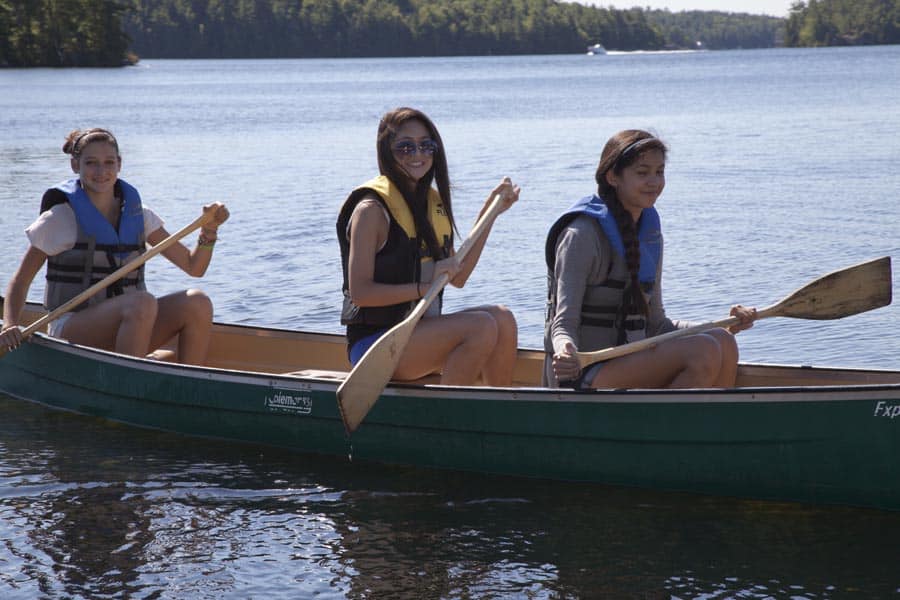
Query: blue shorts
348 329 387 366
48 312 73 338
560 361 604 390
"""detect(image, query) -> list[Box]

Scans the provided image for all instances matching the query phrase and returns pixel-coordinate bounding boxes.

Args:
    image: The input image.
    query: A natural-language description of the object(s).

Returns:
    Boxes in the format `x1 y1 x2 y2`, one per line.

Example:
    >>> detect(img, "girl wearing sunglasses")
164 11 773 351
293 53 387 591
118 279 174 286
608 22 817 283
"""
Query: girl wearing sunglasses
337 107 520 385
544 129 756 389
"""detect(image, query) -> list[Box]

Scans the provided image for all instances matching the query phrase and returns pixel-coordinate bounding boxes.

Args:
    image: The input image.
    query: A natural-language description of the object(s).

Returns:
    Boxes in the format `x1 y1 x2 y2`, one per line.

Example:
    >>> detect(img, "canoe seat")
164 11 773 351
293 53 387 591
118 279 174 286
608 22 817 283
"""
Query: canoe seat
285 369 348 380
283 369 443 386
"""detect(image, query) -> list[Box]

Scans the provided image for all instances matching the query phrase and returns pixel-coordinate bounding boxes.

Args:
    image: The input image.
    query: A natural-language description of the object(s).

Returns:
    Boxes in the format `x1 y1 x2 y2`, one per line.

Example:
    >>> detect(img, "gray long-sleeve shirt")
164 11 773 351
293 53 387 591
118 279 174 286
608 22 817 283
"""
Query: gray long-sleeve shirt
547 214 686 358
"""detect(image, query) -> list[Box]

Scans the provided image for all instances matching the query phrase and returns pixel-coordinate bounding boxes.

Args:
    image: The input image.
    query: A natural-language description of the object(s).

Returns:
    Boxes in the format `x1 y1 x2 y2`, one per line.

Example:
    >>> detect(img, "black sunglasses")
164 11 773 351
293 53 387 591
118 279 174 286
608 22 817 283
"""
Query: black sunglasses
392 139 439 156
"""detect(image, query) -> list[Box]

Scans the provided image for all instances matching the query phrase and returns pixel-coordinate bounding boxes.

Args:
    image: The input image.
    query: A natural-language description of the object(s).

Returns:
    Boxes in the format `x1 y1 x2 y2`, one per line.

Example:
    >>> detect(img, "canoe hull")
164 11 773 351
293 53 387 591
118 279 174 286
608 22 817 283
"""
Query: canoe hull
3 331 899 510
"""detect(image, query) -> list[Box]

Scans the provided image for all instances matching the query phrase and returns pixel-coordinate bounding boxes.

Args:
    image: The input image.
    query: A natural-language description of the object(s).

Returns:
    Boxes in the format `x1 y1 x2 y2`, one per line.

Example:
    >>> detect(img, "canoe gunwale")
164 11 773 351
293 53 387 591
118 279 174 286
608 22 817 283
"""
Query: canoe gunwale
13 329 900 402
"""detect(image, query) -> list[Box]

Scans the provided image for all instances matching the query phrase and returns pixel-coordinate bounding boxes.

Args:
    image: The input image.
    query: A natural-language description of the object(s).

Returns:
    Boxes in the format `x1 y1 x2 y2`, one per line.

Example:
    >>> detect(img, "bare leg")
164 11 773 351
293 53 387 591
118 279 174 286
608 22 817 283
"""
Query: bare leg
394 310 499 385
61 291 158 357
462 304 518 386
150 289 214 365
589 333 724 389
703 328 740 387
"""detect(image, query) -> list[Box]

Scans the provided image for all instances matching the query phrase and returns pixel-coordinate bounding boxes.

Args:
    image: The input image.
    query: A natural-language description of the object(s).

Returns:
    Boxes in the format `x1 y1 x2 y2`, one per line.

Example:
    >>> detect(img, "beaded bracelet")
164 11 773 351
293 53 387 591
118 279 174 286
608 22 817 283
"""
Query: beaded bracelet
198 232 217 249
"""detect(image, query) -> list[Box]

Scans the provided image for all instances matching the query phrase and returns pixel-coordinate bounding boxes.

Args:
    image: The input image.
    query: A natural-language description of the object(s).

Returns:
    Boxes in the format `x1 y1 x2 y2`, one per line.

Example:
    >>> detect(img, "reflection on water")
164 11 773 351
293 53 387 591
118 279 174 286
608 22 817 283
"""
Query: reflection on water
2 47 900 598
2 396 899 599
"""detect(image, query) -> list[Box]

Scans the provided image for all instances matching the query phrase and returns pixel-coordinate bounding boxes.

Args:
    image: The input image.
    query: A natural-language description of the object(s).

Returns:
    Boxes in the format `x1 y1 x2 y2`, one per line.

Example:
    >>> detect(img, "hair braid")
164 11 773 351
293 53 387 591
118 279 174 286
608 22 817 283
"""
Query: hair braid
594 129 668 319
604 194 647 317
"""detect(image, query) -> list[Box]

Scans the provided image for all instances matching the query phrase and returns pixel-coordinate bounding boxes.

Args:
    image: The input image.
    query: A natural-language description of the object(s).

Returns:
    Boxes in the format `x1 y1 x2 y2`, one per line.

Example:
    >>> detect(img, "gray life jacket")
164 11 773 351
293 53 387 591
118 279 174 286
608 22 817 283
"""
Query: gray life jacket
543 195 662 385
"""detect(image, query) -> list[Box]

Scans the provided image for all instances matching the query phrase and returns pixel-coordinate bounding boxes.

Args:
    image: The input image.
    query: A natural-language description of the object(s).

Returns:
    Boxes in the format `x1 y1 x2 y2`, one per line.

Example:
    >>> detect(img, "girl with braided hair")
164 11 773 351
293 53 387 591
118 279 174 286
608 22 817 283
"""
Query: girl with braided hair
543 129 756 389
1 128 229 364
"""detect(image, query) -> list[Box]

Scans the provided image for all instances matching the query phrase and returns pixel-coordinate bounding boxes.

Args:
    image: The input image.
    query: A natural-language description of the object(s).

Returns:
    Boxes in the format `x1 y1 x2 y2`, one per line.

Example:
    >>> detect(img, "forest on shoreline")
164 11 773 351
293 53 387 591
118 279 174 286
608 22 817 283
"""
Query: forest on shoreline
1 0 897 67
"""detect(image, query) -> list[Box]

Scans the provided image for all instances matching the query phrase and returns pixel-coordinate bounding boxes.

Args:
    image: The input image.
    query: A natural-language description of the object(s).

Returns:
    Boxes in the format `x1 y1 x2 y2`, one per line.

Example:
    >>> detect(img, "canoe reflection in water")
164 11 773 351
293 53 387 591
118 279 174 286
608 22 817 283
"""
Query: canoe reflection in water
3 393 900 598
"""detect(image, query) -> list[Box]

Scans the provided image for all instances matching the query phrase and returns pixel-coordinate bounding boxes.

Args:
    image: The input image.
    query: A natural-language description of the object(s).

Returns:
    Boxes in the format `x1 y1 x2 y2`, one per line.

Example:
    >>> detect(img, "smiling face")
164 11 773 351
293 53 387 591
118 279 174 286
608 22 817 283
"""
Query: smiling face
72 141 121 197
605 148 666 221
390 119 435 183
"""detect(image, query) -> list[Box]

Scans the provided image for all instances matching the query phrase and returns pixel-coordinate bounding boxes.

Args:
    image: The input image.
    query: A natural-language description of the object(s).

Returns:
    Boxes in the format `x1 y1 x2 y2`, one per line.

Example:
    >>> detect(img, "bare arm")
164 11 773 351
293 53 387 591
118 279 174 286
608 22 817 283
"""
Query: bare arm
1 246 48 349
155 202 229 277
347 198 422 307
446 177 520 288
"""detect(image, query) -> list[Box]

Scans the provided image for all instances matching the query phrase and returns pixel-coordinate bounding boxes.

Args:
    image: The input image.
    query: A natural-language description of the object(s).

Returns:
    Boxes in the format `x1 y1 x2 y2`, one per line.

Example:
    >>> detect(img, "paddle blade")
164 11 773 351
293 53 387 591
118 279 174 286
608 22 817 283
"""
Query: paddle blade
336 320 415 433
767 256 892 320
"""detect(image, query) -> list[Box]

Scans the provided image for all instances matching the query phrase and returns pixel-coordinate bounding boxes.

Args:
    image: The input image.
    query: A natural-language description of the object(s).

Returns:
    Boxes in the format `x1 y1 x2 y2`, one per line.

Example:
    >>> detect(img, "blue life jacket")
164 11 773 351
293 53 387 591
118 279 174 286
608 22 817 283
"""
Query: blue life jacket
544 194 662 351
44 178 147 311
546 194 661 285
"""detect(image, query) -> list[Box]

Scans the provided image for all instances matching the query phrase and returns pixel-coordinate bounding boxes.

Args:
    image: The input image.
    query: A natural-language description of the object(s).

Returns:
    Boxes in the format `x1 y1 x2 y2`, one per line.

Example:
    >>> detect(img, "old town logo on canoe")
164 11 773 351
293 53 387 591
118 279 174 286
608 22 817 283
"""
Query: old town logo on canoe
265 390 312 414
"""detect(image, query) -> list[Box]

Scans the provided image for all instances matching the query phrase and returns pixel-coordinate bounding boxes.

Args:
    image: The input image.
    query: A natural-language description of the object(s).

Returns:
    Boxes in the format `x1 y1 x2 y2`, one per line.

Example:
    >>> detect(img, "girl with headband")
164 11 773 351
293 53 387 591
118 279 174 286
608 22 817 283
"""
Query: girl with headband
544 129 757 389
1 128 229 364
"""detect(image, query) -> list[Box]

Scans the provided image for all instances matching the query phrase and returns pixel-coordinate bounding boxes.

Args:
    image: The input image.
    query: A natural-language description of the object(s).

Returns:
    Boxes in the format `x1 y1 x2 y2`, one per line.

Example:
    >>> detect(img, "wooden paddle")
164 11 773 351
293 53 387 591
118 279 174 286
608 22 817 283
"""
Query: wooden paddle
0 208 216 358
337 194 508 434
576 256 892 369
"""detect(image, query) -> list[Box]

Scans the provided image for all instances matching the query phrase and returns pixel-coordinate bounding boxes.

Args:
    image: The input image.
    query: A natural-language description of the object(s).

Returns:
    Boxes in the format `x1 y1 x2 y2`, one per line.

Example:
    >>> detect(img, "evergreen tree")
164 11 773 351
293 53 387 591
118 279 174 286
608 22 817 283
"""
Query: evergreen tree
785 0 900 46
1 0 132 67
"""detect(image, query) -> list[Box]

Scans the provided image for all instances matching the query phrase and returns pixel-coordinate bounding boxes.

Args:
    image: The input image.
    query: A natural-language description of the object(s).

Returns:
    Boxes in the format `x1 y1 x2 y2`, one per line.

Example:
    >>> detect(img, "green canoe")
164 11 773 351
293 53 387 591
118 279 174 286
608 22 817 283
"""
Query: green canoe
2 301 899 511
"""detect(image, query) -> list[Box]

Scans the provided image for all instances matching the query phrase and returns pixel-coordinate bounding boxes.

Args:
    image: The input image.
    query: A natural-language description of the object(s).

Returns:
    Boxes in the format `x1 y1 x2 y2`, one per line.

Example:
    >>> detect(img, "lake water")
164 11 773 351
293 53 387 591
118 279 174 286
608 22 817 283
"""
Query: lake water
1 46 899 598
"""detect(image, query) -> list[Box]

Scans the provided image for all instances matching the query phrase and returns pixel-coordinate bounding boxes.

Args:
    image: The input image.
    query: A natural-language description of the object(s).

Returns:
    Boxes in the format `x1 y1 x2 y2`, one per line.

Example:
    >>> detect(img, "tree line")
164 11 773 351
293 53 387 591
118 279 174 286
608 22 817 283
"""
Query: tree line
1 0 896 67
646 9 782 49
0 0 772 66
785 0 900 46
0 0 133 67
121 0 666 59
121 0 782 58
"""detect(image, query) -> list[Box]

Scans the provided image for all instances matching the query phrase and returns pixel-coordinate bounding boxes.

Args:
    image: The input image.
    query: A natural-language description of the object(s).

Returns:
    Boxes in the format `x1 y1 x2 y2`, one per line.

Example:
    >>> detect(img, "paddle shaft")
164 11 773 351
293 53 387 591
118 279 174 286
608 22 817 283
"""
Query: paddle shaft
576 302 794 368
412 193 507 316
336 193 507 433
10 209 214 344
576 256 892 369
576 315 736 368
359 192 507 334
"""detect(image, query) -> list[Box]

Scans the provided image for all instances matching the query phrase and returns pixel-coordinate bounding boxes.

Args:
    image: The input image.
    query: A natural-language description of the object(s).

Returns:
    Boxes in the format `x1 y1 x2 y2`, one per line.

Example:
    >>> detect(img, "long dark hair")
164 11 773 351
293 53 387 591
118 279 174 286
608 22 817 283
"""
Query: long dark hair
376 107 456 258
594 129 668 318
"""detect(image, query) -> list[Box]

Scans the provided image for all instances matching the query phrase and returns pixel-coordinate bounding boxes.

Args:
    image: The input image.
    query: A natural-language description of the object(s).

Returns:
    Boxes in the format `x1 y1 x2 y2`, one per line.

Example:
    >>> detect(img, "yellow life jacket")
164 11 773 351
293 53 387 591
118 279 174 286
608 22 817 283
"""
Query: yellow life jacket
358 175 453 260
337 175 454 344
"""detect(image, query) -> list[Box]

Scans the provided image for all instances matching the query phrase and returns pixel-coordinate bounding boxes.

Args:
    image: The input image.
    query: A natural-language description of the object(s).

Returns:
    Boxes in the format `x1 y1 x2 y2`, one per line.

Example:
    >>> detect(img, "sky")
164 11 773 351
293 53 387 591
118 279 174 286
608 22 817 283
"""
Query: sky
581 1 797 17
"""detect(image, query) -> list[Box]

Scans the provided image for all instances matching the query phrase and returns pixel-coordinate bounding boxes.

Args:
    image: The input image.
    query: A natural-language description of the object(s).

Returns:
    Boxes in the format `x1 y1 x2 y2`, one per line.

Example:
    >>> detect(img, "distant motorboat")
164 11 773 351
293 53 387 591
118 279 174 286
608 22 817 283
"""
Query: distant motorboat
586 43 606 55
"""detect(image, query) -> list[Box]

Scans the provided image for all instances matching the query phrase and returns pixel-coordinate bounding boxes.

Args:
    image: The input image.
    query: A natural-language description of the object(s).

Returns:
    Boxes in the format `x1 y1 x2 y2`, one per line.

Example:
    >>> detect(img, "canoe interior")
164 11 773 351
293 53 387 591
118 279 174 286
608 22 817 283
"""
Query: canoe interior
6 299 900 388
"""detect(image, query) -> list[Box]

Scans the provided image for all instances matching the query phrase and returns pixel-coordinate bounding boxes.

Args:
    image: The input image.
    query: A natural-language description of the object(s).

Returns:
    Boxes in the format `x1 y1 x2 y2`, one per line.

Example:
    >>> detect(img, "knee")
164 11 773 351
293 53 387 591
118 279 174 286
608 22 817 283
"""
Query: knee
184 289 214 322
464 311 499 348
687 334 724 383
488 304 517 340
126 291 158 323
706 328 739 364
